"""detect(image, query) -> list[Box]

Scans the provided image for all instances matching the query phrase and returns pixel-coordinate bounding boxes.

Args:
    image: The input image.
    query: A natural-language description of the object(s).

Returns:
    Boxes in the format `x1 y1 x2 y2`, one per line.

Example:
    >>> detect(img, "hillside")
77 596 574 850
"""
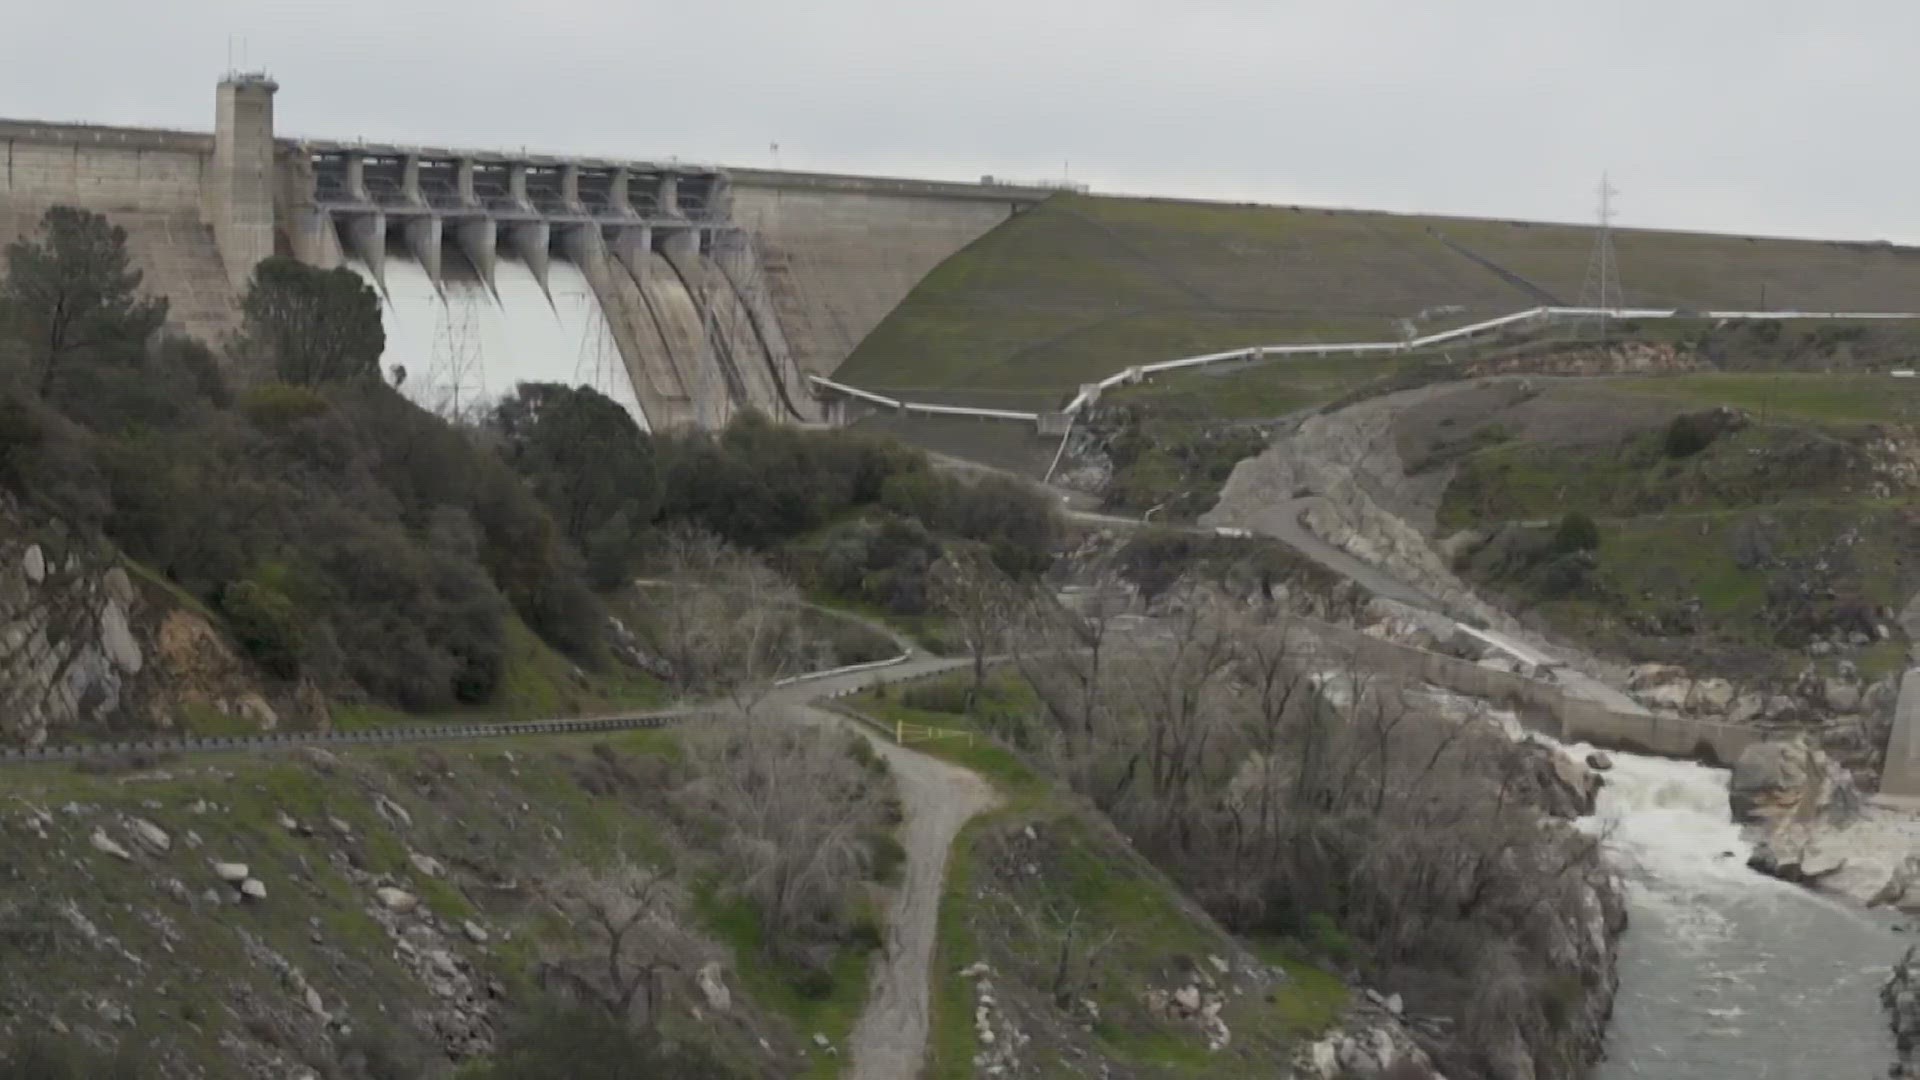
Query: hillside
836 192 1920 405
0 719 904 1078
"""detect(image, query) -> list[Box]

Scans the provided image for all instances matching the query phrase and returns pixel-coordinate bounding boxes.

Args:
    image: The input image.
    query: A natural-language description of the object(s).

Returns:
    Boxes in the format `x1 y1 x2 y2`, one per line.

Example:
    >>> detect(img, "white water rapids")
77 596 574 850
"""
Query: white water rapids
1572 744 1898 1077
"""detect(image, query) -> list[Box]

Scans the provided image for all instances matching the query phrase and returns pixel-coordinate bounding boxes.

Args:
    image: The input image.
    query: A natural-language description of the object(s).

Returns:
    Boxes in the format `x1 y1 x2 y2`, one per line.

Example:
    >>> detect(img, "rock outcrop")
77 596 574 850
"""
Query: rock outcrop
0 491 291 745
1728 736 1861 826
1886 945 1920 1077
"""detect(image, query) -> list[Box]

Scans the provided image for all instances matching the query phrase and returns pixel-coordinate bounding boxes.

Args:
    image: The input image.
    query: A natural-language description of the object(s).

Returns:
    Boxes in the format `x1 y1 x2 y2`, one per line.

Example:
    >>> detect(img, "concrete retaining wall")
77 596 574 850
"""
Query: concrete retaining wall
1296 617 1764 764
730 179 1034 376
1880 669 1920 795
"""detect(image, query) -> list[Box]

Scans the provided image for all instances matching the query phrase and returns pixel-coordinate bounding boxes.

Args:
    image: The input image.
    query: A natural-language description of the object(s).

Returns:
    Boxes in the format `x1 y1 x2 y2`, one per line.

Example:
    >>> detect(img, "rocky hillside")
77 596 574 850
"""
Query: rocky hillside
0 489 303 747
0 718 901 1078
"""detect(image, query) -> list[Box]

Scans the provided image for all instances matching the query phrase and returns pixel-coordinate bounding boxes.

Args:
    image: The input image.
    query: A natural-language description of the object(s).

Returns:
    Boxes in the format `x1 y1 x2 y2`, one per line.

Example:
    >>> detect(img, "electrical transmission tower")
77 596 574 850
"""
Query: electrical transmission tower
430 291 485 422
1577 173 1623 342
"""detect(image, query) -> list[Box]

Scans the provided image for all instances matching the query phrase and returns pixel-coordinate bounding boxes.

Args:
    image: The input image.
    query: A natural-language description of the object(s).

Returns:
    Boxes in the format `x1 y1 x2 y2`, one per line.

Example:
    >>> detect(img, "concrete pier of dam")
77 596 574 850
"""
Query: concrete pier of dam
0 73 1052 429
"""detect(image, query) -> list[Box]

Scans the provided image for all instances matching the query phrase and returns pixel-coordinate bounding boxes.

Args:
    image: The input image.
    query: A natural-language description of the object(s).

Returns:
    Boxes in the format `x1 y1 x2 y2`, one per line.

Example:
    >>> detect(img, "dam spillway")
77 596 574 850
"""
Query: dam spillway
298 134 821 430
348 254 648 427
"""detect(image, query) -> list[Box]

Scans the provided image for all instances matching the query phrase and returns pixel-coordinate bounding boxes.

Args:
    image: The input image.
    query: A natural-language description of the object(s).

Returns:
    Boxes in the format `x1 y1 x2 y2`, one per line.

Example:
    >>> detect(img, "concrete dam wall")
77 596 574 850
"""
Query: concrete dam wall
729 169 1040 377
0 75 1047 429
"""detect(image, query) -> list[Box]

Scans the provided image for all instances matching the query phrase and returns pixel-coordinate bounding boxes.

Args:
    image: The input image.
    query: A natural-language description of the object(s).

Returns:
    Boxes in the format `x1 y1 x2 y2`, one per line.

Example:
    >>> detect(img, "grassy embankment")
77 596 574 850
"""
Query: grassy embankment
1438 374 1920 675
840 193 1920 405
840 672 1348 1078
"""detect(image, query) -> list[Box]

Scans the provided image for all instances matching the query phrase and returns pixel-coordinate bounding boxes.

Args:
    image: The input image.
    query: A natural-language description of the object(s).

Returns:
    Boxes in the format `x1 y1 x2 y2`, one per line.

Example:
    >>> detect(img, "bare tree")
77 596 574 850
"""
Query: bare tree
539 858 700 1031
929 547 1020 710
681 713 891 958
640 531 805 714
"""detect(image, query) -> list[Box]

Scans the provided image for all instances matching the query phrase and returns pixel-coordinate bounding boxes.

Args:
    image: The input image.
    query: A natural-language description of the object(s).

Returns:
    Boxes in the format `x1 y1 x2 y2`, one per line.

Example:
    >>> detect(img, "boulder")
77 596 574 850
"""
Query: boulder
214 861 249 883
1173 985 1202 1014
239 878 267 901
22 545 44 584
1641 681 1692 711
98 598 142 675
1884 945 1920 1076
408 851 446 878
128 818 170 854
375 886 419 913
238 694 278 731
463 920 489 944
375 795 412 829
1586 751 1614 772
102 567 136 607
1749 832 1847 886
1870 855 1920 908
1688 678 1736 714
1628 662 1688 690
1868 679 1903 716
90 829 132 861
1728 736 1860 825
697 960 731 1013
1729 694 1768 725
1825 679 1863 714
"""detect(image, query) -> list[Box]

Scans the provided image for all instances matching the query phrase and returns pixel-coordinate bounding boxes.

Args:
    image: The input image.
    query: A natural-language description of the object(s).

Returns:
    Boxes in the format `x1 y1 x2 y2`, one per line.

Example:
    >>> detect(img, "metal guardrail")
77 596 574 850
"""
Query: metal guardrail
809 305 1920 424
0 648 943 767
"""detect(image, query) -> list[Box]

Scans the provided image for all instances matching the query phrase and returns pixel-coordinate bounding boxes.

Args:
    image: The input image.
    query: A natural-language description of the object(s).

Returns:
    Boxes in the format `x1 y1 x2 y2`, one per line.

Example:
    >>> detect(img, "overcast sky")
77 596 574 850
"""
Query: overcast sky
4 0 1914 241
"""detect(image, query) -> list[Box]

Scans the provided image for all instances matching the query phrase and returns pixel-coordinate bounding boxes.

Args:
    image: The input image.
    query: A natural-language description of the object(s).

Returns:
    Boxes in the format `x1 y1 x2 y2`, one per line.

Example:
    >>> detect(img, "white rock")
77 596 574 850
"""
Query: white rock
327 816 352 835
375 795 411 829
98 598 143 675
462 920 489 944
812 1032 830 1049
375 886 418 913
408 851 445 878
102 567 136 607
90 829 132 861
240 878 267 901
1688 678 1736 714
277 811 301 833
1642 681 1692 711
1208 954 1230 974
128 817 170 853
697 960 730 1012
22 545 44 584
214 861 249 883
304 986 325 1016
1174 985 1202 1013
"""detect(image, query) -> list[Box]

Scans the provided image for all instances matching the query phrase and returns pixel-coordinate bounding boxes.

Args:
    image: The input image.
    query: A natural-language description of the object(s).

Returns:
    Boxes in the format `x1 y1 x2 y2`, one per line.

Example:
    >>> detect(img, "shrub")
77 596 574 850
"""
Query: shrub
473 1000 739 1080
1551 511 1600 554
238 381 331 425
1663 407 1744 457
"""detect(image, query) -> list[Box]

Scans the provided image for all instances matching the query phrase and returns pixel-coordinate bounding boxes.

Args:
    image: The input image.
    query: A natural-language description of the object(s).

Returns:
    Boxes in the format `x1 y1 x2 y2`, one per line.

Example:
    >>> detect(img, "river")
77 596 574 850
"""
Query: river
1577 745 1899 1078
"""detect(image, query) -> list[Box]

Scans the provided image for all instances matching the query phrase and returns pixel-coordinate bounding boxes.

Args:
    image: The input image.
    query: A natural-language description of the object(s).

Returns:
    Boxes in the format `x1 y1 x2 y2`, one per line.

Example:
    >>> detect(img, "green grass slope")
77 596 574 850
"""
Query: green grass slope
838 193 1920 401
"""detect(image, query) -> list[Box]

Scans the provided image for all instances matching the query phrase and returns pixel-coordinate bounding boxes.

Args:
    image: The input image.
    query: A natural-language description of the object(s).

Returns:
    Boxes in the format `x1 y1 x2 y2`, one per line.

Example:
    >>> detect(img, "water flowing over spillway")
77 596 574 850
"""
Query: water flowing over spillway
349 257 649 429
1576 745 1896 1077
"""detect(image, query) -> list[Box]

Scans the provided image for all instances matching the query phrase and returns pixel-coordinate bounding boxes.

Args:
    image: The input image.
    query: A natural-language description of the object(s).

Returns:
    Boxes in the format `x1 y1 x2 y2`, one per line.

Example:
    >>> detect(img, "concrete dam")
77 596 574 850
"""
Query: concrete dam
0 74 1047 429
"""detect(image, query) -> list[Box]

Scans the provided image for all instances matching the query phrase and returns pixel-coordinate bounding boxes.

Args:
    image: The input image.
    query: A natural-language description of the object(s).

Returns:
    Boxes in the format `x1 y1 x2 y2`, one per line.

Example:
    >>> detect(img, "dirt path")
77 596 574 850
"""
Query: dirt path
829 711 999 1080
762 653 1001 1078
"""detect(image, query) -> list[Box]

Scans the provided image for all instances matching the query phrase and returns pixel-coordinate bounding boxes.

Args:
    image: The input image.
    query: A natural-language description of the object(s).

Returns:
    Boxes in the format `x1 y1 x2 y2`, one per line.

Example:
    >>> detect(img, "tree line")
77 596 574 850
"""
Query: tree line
0 205 1058 716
